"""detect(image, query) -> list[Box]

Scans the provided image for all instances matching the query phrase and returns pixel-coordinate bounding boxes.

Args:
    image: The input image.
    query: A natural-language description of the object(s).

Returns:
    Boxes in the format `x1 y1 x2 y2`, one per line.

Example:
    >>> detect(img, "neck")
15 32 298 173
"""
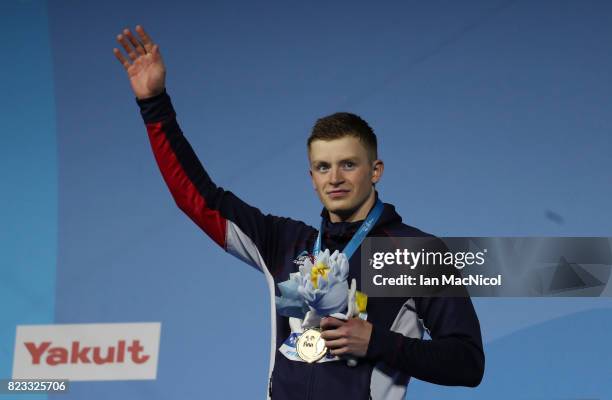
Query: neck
329 189 376 223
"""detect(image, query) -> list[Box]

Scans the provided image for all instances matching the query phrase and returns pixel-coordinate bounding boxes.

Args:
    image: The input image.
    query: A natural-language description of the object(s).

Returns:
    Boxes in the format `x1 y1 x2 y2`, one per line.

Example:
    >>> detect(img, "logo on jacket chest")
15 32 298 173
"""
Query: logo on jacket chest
293 250 315 269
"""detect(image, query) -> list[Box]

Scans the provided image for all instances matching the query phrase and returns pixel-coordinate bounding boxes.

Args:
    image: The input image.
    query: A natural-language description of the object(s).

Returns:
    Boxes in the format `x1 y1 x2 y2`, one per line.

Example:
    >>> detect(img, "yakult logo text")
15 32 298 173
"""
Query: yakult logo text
25 340 150 365
13 323 160 381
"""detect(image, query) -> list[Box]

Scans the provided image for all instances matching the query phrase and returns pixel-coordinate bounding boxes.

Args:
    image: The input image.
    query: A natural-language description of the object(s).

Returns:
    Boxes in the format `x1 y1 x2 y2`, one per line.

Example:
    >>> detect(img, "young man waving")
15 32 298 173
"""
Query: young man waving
114 25 484 400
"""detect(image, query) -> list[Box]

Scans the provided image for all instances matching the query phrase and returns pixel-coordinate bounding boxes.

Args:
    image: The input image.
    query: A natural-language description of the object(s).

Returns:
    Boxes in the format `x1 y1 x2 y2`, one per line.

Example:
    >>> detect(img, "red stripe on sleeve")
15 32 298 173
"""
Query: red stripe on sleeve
146 121 227 248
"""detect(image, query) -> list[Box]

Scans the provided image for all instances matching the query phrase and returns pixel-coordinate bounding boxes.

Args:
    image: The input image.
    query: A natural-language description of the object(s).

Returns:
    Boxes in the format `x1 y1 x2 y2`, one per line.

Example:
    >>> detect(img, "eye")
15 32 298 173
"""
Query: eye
342 161 356 170
316 164 329 172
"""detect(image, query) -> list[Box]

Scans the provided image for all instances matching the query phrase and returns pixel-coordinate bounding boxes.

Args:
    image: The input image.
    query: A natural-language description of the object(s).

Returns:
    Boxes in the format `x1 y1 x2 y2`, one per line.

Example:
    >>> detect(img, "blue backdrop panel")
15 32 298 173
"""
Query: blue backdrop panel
0 3 57 398
1 1 611 399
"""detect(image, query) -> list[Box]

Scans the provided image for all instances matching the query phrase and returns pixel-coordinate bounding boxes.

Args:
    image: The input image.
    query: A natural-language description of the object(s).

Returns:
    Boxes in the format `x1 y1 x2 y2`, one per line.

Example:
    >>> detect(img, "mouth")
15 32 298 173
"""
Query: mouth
327 189 350 199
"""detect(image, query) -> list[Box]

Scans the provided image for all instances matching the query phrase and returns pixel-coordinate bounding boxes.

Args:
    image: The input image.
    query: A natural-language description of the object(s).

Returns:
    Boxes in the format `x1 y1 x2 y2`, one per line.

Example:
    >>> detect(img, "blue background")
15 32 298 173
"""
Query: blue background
1 0 611 398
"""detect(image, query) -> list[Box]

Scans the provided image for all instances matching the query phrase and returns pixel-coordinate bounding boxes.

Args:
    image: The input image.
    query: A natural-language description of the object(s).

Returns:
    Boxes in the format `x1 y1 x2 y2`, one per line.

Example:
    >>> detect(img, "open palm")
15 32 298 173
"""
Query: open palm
113 25 166 99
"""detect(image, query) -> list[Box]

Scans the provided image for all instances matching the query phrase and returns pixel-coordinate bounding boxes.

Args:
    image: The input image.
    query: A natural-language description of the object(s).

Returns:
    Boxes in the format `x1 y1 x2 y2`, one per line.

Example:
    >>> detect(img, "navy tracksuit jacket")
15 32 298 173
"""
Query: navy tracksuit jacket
137 91 484 399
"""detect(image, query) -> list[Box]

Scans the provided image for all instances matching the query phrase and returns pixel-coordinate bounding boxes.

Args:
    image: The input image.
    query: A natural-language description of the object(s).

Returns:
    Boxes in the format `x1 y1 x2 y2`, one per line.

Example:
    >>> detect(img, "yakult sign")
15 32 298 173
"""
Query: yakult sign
12 322 161 381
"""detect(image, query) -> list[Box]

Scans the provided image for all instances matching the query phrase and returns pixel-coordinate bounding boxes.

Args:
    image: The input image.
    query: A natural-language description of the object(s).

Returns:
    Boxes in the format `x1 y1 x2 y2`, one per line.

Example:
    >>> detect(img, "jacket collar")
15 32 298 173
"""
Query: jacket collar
319 192 402 241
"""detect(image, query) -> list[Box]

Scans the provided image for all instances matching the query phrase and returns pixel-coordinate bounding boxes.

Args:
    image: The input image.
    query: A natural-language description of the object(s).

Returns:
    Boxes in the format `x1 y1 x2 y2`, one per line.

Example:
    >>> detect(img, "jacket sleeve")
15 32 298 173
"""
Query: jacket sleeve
365 295 485 387
137 90 309 276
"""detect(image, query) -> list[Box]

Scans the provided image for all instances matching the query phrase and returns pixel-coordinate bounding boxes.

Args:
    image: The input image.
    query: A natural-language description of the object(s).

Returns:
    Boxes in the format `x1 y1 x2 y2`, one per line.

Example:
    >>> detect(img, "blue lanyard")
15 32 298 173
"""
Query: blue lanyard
313 198 384 259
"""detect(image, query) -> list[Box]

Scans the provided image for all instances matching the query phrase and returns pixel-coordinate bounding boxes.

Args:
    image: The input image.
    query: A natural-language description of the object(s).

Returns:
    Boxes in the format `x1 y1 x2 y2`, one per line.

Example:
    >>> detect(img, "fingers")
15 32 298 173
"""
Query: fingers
324 338 348 350
113 25 160 69
321 318 372 358
320 317 344 330
116 32 138 61
320 324 351 356
320 328 344 341
135 25 154 53
113 47 130 70
124 28 146 56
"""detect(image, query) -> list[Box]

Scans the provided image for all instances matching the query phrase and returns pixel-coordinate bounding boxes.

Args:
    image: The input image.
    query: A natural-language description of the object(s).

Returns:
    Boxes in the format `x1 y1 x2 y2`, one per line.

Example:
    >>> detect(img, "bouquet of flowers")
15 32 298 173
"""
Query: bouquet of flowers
276 249 364 325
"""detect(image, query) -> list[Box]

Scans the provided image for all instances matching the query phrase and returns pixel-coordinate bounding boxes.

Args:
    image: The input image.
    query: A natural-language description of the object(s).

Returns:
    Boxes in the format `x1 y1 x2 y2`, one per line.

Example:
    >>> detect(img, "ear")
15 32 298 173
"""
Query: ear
309 169 316 190
371 159 384 184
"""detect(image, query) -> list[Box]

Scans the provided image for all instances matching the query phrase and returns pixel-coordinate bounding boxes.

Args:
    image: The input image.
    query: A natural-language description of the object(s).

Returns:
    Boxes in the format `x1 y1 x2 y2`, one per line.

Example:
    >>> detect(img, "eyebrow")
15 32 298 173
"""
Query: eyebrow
310 160 328 168
310 158 359 167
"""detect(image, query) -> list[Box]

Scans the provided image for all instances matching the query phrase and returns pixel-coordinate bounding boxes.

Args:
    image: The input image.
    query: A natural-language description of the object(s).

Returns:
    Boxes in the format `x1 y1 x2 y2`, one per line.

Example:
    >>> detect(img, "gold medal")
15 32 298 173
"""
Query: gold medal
296 328 327 363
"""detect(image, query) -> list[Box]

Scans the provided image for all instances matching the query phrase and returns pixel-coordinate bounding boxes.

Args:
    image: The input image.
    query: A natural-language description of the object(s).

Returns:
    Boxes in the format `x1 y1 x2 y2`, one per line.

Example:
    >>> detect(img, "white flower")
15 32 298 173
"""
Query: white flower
298 249 350 316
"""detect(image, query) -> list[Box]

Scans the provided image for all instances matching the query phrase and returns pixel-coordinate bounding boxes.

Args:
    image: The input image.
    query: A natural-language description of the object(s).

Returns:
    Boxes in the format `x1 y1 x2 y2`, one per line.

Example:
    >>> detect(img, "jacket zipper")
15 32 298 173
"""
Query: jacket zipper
306 363 316 400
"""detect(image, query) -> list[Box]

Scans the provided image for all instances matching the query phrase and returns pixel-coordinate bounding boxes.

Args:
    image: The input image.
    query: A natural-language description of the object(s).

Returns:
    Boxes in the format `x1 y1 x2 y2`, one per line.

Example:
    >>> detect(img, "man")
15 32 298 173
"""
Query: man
113 25 484 399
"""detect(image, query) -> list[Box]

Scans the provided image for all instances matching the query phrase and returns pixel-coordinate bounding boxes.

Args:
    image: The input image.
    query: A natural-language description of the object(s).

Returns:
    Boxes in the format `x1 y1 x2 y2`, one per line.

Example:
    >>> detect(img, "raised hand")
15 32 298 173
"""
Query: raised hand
113 25 166 99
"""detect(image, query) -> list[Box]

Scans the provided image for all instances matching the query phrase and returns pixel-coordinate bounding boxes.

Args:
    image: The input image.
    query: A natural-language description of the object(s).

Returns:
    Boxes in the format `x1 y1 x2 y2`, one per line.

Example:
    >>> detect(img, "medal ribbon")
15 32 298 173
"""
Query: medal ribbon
313 198 384 259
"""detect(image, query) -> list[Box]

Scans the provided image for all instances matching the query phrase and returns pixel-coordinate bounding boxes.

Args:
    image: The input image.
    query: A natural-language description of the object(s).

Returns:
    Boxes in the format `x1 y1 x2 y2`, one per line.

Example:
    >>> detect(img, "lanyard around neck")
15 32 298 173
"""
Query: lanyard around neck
313 198 384 259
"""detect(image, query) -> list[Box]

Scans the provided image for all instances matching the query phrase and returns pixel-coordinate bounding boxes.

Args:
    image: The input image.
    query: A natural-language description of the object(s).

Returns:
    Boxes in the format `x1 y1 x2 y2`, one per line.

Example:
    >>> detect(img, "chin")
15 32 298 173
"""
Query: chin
325 199 352 211
326 203 357 217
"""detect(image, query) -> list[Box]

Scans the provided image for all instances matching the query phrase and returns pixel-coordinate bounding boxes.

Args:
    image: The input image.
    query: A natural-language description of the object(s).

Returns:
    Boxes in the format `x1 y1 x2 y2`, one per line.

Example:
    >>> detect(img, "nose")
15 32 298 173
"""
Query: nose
330 166 344 186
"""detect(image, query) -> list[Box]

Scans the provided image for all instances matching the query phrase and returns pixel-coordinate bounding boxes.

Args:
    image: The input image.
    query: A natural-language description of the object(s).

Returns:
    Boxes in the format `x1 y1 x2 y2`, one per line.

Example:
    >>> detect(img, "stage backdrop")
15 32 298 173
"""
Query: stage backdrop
1 0 611 398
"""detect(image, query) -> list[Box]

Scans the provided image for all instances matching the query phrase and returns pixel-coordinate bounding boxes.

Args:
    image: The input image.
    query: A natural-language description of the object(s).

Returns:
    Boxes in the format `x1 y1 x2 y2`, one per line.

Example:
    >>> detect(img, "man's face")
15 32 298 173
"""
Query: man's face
309 136 383 221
